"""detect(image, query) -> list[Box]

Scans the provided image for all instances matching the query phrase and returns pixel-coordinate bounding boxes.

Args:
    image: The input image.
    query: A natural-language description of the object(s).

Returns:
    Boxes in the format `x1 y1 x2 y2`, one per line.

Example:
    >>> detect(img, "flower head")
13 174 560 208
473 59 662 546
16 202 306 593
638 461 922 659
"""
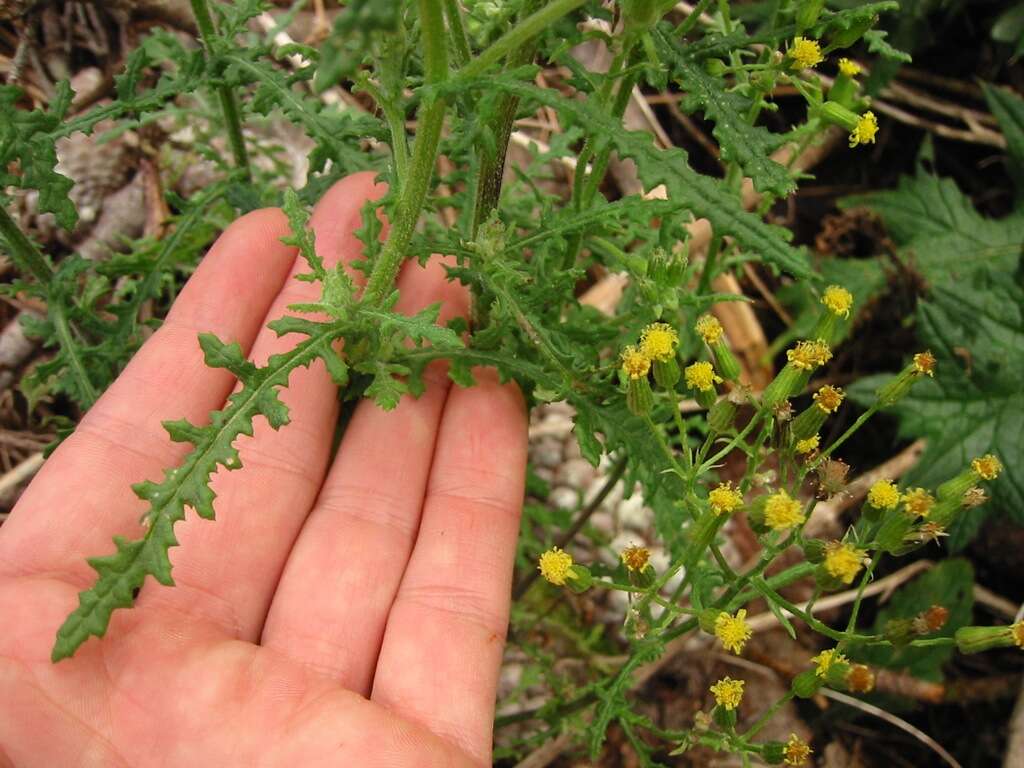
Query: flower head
821 285 853 317
621 544 650 573
538 548 575 586
620 345 651 380
824 541 865 584
913 351 936 376
787 339 832 371
639 322 679 362
695 314 725 345
962 486 989 508
812 648 848 678
795 435 820 454
867 479 901 510
709 482 744 515
765 489 806 530
903 487 935 518
972 454 1002 481
685 361 722 392
784 734 813 766
813 385 845 414
789 36 823 68
715 610 753 655
1014 621 1024 649
849 110 879 147
845 664 875 693
838 57 862 77
710 677 745 710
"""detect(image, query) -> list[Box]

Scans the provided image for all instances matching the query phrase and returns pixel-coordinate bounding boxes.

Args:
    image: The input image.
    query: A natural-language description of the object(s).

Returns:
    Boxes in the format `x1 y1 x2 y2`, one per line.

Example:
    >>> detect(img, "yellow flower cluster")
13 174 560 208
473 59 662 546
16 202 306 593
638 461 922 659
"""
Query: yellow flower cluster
765 489 805 530
867 479 901 510
786 339 832 371
789 36 823 68
620 345 650 380
913 350 936 376
784 733 813 765
824 541 864 584
846 663 876 693
684 361 722 392
715 610 752 655
903 487 935 518
821 285 853 317
695 314 724 345
709 482 744 515
972 454 1002 480
795 435 820 454
1014 621 1024 649
538 548 575 586
621 544 650 573
838 57 862 77
812 647 848 678
710 677 745 710
813 385 845 414
849 111 879 147
639 323 678 362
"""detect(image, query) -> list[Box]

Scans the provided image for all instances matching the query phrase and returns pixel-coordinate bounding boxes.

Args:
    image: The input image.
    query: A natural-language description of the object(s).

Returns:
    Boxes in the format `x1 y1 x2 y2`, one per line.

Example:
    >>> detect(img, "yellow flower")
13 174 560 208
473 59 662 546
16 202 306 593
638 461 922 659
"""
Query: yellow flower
972 454 1002 481
838 57 862 77
695 314 724 345
710 677 745 710
913 351 936 376
795 435 820 454
715 610 753 655
538 547 575 586
824 541 864 585
813 385 845 414
684 361 722 392
784 733 813 766
620 345 651 380
621 544 650 573
765 489 805 530
903 487 935 518
789 36 823 68
709 482 744 515
639 322 679 362
821 285 853 317
867 479 901 510
849 110 879 147
812 647 848 678
1013 621 1024 649
786 339 832 371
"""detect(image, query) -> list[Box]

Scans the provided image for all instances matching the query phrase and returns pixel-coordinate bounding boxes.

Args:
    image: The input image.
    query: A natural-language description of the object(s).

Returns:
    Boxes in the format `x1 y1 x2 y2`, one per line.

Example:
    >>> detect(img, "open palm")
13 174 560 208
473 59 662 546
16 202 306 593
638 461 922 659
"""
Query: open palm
0 173 527 766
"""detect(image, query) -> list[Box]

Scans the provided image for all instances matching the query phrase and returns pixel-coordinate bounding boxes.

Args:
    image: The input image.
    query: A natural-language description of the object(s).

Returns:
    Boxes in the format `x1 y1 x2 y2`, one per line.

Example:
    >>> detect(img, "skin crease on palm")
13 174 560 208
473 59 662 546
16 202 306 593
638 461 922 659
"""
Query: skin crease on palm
0 172 528 767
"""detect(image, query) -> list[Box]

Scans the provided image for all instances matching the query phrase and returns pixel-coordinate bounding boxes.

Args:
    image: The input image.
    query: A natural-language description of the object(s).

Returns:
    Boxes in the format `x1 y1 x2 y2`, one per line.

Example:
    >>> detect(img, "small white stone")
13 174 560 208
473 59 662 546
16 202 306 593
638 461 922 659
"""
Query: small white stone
550 486 579 510
617 489 650 531
532 436 563 468
556 458 596 488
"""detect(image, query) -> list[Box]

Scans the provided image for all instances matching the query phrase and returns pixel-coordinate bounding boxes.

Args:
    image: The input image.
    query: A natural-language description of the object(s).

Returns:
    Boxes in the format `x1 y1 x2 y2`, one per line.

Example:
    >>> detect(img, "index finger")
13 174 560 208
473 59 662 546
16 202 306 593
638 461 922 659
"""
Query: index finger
0 208 298 581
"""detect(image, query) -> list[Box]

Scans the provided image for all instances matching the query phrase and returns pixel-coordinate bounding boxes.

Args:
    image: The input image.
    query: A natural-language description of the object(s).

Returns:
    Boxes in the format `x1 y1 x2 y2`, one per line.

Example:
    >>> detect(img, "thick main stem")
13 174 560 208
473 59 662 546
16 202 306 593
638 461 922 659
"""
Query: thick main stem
189 0 251 181
363 0 449 305
0 205 54 285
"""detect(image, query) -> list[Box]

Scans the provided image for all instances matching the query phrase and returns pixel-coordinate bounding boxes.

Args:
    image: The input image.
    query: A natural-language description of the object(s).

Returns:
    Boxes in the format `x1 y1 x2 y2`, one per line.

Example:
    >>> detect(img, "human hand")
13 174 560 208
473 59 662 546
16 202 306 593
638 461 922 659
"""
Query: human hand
0 173 527 767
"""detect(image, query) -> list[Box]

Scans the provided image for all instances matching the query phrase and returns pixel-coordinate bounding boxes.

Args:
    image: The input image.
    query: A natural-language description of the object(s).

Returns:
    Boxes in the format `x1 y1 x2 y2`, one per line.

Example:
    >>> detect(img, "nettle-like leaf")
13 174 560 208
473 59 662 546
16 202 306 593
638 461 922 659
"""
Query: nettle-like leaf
849 272 1024 549
445 77 813 279
652 28 793 198
841 165 1024 287
52 326 336 661
983 83 1024 194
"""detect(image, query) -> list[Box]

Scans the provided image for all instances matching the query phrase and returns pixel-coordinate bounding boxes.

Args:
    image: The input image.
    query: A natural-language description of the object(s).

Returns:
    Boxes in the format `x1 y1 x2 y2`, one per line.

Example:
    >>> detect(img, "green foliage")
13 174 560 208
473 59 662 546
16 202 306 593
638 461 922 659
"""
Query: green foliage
1 0 1017 762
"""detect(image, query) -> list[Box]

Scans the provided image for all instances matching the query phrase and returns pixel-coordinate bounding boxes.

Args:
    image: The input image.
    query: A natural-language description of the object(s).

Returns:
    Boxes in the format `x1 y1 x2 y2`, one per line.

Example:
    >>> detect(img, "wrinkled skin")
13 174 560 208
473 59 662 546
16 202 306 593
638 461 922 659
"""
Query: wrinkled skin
0 173 527 767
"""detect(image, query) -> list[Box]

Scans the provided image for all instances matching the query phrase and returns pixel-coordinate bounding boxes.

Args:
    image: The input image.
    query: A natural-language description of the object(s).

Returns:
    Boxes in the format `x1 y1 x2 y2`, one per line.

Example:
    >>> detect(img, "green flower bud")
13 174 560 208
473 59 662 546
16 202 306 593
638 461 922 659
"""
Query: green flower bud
792 668 823 698
819 100 861 131
875 510 915 554
802 538 827 564
791 404 828 441
626 375 654 417
955 623 1024 654
653 357 680 389
565 564 593 593
761 741 787 764
707 398 738 433
760 364 809 409
712 704 737 730
712 341 743 382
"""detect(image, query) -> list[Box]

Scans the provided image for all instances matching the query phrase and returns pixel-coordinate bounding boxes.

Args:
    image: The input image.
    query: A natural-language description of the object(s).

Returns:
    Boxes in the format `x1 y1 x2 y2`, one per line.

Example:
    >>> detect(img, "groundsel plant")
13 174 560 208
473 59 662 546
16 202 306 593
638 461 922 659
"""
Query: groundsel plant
0 0 1016 762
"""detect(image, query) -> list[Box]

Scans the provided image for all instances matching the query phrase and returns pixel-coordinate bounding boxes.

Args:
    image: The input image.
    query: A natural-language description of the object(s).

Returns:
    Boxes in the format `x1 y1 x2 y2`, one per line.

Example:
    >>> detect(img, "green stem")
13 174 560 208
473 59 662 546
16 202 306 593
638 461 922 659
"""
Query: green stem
50 299 98 409
813 403 880 467
189 0 251 181
674 0 714 36
442 0 472 68
458 0 587 79
363 0 448 305
0 205 54 284
744 691 795 739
